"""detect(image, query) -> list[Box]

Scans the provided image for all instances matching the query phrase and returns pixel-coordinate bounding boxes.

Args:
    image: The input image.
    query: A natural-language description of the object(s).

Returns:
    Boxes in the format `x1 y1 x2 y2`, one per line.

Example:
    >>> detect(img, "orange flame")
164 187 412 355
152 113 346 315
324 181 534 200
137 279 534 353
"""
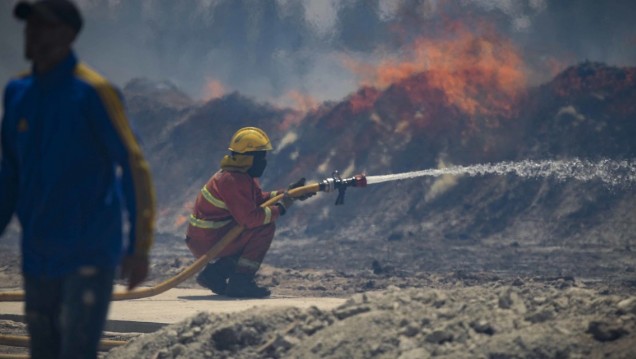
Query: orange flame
283 90 319 113
275 90 320 130
344 22 527 118
348 87 381 115
552 64 636 99
202 78 226 101
173 200 194 230
174 214 188 228
279 111 304 131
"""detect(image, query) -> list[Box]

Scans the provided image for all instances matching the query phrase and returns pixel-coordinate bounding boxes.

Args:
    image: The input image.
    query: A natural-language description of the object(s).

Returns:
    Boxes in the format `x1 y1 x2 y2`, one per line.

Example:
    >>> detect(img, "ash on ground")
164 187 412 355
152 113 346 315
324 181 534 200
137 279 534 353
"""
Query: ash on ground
104 282 636 359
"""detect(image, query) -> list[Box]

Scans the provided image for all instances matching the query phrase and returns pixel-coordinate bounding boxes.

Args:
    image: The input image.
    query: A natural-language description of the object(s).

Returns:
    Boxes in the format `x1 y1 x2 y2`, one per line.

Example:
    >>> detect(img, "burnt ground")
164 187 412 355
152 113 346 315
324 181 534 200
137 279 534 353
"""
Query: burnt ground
1 226 636 358
1 57 636 358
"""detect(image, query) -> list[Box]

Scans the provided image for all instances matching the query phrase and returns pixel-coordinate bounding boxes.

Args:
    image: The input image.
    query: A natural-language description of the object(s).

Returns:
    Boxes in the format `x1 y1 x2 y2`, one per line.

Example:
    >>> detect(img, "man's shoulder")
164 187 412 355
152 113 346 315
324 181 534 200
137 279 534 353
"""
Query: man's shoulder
3 71 33 106
73 63 119 97
216 170 252 185
4 70 33 92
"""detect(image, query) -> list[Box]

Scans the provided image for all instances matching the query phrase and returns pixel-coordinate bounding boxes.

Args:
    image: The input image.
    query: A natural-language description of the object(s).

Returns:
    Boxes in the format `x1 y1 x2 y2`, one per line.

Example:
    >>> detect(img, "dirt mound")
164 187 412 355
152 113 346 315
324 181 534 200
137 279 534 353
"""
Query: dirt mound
104 283 636 359
2 63 636 358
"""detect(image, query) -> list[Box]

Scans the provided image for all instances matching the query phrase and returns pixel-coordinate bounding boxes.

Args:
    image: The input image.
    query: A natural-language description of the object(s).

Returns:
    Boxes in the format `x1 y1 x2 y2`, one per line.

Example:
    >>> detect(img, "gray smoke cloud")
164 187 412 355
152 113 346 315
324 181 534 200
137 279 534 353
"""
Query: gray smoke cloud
1 0 635 107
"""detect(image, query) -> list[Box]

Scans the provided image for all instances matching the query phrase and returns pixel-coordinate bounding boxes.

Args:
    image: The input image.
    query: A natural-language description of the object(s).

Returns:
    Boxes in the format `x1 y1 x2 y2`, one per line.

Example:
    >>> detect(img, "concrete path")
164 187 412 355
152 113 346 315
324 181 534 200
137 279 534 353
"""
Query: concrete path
108 286 345 324
0 286 346 332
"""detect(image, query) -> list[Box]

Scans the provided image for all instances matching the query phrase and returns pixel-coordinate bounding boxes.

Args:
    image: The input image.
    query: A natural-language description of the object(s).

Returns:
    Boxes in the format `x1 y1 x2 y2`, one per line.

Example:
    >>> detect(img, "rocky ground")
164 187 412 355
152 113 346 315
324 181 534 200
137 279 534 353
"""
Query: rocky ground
1 230 636 358
1 29 636 359
105 284 636 359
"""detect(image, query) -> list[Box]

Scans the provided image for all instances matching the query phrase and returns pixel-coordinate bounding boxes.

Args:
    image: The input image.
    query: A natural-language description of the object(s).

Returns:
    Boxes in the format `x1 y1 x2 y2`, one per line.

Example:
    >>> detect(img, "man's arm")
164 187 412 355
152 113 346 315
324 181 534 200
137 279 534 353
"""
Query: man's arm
219 175 283 228
81 67 156 289
0 86 19 236
91 84 155 289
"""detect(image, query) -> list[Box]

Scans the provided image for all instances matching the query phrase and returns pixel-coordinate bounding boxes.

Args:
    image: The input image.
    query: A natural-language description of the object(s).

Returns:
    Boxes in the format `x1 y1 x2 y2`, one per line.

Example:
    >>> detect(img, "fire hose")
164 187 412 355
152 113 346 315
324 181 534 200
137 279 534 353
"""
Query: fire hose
0 334 124 352
0 173 366 351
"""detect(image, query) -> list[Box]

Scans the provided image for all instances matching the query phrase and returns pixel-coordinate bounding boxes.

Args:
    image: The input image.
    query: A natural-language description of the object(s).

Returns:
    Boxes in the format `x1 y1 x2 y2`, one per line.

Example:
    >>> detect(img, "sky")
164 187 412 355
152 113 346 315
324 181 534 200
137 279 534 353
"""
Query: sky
1 0 635 109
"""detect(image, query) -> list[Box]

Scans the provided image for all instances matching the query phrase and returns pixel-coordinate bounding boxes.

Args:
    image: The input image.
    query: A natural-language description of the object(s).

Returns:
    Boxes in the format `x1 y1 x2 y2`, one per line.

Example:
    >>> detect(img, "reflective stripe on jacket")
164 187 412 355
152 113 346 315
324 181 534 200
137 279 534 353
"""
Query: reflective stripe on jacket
187 170 283 235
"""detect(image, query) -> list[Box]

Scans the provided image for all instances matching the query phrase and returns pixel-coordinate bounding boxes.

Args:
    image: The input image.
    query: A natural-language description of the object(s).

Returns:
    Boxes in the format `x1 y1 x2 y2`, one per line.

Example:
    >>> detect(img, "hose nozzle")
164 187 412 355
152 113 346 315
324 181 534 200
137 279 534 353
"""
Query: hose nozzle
319 171 367 205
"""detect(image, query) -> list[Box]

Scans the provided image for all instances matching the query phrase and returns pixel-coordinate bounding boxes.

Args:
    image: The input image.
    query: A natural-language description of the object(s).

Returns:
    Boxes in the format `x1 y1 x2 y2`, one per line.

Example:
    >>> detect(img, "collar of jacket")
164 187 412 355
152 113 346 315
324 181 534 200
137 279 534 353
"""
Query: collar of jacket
220 154 252 173
33 50 78 88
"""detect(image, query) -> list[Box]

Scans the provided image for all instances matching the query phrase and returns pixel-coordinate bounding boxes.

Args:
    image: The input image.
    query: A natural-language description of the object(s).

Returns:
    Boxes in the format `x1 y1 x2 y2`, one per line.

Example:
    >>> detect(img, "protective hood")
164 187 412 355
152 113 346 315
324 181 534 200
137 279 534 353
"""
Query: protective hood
220 151 267 177
220 154 253 173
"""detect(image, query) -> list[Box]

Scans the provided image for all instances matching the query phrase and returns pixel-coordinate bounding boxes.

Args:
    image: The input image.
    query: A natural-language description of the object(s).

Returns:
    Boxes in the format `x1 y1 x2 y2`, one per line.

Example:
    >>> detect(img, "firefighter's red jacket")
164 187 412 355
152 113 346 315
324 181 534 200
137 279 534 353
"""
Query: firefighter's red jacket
186 170 283 242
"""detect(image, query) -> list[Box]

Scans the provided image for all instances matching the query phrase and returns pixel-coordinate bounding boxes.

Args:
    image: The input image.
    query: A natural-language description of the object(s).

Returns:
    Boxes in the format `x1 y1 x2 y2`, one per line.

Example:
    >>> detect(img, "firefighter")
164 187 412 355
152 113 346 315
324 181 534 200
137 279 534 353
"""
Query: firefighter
185 127 312 298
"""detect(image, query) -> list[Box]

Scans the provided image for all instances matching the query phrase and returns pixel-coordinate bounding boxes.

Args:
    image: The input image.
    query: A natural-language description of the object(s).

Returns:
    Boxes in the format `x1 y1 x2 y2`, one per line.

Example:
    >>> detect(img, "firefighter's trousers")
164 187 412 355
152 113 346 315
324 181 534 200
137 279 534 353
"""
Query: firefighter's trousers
186 223 275 274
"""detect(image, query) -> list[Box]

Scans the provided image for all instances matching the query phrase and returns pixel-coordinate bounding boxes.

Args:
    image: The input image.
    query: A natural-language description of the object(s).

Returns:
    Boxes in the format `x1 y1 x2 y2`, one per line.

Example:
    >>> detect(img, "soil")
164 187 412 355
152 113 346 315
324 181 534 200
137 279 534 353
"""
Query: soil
1 228 635 358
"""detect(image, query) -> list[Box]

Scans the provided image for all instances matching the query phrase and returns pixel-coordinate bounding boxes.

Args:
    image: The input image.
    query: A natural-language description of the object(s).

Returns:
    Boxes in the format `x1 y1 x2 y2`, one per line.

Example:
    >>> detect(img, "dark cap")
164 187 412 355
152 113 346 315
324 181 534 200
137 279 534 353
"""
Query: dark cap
14 0 83 34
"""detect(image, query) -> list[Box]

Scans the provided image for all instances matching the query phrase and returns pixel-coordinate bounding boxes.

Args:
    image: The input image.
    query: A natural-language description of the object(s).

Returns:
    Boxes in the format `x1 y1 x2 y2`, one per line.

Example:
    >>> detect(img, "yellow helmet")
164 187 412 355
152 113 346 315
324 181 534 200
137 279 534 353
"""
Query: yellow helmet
228 127 273 153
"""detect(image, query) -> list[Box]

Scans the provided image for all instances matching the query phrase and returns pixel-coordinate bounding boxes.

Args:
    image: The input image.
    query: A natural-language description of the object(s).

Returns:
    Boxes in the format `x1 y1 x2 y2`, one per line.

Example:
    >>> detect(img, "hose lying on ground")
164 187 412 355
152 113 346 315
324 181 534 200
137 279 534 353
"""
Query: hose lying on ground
0 184 321 350
0 183 319 302
0 334 126 351
0 354 28 359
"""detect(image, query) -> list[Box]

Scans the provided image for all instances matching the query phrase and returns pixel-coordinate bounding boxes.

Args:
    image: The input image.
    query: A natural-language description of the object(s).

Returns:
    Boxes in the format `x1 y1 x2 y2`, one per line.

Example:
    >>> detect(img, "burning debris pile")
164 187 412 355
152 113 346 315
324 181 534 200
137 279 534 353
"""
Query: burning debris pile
126 59 636 280
521 62 636 159
2 2 636 357
116 47 636 359
105 282 636 359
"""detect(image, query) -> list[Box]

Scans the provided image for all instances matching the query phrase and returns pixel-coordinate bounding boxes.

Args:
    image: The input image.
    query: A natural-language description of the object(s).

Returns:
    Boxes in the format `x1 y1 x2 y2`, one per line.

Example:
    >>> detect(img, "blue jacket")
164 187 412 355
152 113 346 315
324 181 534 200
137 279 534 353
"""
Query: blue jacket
0 52 156 277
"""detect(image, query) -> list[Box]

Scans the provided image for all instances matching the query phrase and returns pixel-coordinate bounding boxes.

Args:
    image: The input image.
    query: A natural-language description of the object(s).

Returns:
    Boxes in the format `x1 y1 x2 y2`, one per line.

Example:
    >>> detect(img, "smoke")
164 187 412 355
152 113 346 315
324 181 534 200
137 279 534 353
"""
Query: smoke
468 0 548 31
0 0 634 107
512 0 636 76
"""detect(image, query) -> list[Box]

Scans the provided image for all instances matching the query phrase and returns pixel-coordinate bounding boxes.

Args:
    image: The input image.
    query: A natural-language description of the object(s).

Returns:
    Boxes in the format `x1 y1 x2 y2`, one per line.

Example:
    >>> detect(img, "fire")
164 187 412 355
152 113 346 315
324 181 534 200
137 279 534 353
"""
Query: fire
344 22 527 119
202 78 226 101
349 87 381 115
283 90 319 113
173 200 194 230
279 111 304 131
275 90 321 130
174 214 188 228
551 63 636 108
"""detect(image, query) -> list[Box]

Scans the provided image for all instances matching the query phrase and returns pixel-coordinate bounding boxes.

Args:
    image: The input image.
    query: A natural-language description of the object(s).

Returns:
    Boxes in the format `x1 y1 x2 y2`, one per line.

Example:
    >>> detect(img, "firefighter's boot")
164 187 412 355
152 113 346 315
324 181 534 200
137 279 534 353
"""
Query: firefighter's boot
225 272 271 298
196 256 238 295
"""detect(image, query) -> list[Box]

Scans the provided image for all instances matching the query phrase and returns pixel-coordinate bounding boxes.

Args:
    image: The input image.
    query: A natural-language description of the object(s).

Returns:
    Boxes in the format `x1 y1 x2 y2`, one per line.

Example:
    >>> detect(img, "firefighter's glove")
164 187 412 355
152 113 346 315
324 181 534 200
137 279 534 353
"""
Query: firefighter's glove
287 177 316 201
276 192 294 215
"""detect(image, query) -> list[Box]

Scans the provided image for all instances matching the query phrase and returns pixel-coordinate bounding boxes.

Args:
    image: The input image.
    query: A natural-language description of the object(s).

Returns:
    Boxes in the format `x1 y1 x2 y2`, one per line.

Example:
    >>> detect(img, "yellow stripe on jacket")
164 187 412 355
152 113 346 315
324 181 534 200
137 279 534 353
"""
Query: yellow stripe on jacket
74 63 156 255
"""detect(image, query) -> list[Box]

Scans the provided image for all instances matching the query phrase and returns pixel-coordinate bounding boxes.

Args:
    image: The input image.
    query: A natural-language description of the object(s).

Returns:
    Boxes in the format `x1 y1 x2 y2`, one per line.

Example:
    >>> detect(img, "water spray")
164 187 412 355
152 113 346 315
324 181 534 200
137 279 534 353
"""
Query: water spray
298 159 636 208
1 158 633 304
365 159 636 187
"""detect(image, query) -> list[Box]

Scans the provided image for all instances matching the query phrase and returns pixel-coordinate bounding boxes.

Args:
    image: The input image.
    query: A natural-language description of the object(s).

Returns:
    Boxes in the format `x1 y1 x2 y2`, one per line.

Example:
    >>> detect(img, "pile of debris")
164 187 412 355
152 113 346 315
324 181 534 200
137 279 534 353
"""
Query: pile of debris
105 282 636 358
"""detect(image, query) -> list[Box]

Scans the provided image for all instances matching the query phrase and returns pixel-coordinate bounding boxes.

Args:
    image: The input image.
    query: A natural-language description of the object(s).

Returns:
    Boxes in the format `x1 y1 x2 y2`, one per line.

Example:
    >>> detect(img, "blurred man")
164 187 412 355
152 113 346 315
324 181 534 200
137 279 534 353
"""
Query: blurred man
0 1 156 358
186 127 312 298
